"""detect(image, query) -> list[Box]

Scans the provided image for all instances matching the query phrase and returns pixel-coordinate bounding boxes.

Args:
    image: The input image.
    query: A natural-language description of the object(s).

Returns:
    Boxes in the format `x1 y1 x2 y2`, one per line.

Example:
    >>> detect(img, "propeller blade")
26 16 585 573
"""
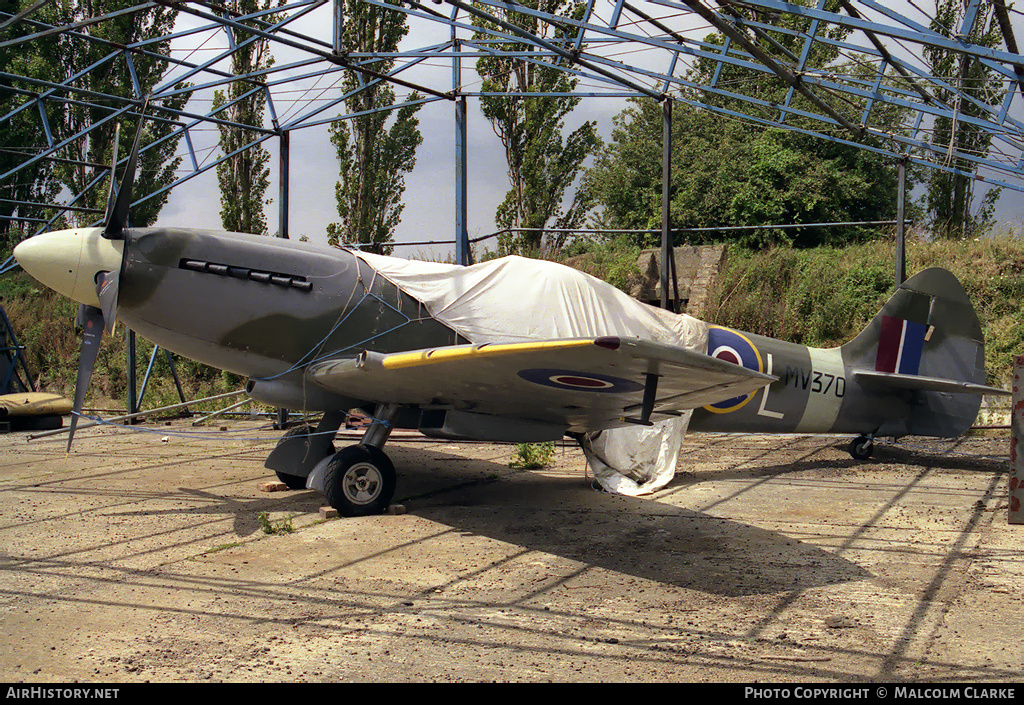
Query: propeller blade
103 100 148 240
103 123 121 226
96 271 119 335
68 304 105 452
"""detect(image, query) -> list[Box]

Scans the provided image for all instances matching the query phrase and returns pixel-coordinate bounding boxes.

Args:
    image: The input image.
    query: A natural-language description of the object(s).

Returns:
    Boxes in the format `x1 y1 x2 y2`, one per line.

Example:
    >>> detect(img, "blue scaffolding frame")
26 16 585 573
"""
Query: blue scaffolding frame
2 0 1024 411
1 0 1023 259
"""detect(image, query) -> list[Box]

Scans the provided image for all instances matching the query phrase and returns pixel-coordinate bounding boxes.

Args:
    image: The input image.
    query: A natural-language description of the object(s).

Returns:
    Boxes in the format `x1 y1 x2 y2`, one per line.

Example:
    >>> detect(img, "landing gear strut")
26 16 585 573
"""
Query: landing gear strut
847 434 874 460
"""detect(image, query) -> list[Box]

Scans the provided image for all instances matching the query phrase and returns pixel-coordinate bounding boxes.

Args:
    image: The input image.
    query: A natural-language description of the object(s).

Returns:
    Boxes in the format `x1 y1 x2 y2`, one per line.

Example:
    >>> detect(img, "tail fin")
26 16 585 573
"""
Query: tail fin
841 268 1006 438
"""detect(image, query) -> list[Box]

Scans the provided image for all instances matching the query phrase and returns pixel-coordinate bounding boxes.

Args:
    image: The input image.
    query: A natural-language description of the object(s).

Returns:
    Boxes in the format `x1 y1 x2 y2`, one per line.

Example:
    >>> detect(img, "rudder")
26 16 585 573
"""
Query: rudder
841 268 988 438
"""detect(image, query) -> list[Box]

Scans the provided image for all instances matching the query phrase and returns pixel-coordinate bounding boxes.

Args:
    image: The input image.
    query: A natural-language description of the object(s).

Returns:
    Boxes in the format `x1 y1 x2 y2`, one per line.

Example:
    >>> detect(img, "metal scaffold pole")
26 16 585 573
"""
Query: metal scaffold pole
896 156 907 288
1012 355 1023 524
660 97 676 313
454 30 469 266
276 128 290 429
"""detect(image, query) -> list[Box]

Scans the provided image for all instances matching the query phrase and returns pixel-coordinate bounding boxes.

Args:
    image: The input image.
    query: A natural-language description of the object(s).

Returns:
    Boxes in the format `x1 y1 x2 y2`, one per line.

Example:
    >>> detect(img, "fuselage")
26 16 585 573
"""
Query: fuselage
117 228 461 374
14 227 982 439
686 326 939 438
689 326 850 434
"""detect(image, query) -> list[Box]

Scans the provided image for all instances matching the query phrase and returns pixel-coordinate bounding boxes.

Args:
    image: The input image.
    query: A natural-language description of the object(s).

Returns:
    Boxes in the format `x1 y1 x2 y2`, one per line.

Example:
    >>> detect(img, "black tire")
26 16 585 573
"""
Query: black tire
848 435 873 461
273 425 335 490
275 469 308 490
322 445 396 517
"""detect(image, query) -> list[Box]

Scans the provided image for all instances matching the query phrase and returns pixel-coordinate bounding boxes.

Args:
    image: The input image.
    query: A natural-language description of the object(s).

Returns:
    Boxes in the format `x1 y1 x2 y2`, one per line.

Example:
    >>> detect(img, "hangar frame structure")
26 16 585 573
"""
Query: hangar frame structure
3 0 1024 412
3 1 1024 249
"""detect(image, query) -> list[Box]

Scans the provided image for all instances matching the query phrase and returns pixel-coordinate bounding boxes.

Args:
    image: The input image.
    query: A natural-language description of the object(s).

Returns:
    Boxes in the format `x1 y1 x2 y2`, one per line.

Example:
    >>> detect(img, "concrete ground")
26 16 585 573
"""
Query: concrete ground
0 418 1020 682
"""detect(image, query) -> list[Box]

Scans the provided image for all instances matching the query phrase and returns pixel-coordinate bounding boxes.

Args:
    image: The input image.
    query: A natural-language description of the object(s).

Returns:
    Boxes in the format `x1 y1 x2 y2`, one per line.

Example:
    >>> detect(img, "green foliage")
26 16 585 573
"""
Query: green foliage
473 0 601 254
586 0 920 249
22 1 188 228
0 28 60 235
509 442 555 469
327 0 423 255
258 512 294 535
587 97 912 249
557 234 643 293
705 237 1024 384
924 1 1006 239
213 0 277 235
708 245 893 346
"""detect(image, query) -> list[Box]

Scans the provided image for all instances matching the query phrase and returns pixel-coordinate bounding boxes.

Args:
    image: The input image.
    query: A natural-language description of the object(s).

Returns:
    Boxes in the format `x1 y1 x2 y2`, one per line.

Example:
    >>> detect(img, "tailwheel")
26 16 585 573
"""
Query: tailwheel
322 444 396 517
848 435 874 461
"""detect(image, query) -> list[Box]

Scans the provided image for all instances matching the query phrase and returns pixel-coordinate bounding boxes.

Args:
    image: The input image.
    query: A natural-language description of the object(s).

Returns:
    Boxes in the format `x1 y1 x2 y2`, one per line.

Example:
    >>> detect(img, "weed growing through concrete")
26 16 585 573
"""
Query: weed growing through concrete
509 442 555 469
258 511 294 535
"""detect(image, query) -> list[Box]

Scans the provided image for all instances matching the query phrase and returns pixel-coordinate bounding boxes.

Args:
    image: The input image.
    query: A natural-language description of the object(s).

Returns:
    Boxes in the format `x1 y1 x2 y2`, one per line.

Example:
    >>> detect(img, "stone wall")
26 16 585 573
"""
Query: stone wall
633 245 725 317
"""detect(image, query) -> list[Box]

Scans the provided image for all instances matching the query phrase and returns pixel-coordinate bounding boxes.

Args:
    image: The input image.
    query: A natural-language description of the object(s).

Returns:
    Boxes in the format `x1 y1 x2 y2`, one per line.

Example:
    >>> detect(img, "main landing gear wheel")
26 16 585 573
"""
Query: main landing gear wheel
322 444 396 517
848 435 874 460
274 425 336 490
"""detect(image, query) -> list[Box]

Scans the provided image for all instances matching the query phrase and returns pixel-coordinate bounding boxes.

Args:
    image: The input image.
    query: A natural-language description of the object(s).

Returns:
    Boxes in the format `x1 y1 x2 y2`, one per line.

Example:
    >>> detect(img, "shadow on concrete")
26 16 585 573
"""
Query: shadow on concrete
387 443 872 598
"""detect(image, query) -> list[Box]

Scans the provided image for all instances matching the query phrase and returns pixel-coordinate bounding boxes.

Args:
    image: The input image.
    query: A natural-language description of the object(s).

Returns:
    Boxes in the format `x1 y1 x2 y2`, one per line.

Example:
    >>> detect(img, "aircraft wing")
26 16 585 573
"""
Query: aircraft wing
306 336 776 432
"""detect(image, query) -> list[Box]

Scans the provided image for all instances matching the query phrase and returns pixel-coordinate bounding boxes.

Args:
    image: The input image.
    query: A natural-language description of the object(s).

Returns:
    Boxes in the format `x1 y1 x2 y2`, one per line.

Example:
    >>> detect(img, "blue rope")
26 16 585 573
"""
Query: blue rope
67 411 387 443
250 282 431 382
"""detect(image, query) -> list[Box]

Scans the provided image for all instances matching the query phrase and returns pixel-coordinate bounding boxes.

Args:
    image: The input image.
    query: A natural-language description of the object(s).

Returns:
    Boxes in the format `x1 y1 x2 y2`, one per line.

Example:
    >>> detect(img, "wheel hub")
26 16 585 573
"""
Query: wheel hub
342 462 382 505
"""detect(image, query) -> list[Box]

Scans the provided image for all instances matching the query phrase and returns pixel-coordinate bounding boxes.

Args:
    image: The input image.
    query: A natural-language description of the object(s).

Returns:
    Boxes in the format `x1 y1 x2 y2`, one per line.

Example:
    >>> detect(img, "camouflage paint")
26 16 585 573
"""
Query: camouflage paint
117 229 463 406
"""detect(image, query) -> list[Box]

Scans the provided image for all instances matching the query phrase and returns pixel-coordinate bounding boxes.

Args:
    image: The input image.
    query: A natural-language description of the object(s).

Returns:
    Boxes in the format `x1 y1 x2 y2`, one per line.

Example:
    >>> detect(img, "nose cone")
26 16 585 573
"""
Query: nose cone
14 228 124 308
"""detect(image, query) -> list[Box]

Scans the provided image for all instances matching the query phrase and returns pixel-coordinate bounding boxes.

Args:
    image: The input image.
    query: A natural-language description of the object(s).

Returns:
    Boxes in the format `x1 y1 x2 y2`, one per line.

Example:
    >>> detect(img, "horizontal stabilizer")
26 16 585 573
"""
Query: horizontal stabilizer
853 370 1010 396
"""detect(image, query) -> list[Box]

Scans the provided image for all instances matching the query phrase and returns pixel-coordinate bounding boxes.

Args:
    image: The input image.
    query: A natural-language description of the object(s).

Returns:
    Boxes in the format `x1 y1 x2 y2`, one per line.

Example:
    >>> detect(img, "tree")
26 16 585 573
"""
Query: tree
587 99 910 249
213 0 276 235
24 1 188 228
924 0 1005 239
326 0 422 255
0 5 62 238
586 2 914 249
472 0 601 254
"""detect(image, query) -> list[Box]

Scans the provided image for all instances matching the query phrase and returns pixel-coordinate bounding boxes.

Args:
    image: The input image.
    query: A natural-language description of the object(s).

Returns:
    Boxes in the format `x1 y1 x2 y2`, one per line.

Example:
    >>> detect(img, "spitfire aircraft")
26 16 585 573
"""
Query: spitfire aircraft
12 122 1009 517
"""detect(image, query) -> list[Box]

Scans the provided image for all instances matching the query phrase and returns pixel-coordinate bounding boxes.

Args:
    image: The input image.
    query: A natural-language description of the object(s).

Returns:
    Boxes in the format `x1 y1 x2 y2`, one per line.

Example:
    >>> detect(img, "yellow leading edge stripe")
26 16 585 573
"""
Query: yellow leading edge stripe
381 338 597 370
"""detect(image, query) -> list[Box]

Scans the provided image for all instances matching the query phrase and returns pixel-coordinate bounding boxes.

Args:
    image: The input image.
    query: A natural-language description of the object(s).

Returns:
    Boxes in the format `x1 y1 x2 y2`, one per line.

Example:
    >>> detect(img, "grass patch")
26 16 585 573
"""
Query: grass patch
509 442 556 469
206 542 242 554
258 511 295 535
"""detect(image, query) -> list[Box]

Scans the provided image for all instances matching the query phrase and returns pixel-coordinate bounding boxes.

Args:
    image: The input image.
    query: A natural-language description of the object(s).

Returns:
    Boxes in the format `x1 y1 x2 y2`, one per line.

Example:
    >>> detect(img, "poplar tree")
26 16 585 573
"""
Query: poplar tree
472 0 600 254
42 1 187 227
213 0 276 235
0 4 61 237
924 0 1005 239
326 0 422 255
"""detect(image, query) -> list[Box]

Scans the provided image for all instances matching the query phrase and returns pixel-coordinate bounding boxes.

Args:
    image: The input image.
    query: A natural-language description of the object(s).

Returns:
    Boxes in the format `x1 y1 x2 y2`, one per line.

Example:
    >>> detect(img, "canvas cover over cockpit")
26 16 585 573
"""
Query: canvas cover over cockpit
354 252 709 495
